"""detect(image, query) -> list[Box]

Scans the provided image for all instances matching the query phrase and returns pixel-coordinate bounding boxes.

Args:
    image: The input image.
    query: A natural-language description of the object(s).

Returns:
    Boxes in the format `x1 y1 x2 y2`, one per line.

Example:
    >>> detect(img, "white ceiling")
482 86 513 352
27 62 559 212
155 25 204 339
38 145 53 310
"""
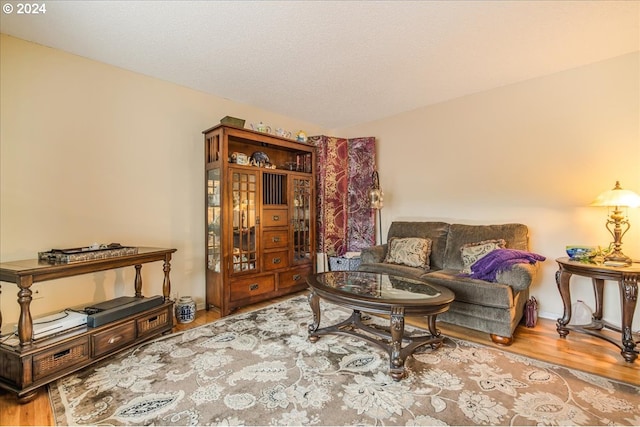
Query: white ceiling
1 1 638 129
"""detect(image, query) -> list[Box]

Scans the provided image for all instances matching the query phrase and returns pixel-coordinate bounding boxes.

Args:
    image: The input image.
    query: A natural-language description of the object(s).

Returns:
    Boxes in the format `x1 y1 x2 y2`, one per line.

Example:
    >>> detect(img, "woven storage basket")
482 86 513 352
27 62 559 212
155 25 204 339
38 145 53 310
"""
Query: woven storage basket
329 256 361 271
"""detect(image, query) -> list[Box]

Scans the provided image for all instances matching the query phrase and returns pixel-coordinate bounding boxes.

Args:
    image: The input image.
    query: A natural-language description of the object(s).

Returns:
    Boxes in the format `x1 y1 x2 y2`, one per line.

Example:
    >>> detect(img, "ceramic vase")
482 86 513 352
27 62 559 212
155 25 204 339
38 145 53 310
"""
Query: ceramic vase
175 296 196 323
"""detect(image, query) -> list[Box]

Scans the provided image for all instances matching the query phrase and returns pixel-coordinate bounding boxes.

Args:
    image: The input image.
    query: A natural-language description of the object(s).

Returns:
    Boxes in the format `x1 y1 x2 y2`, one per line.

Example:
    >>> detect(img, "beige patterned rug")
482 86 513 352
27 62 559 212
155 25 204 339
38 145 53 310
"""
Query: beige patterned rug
49 295 639 426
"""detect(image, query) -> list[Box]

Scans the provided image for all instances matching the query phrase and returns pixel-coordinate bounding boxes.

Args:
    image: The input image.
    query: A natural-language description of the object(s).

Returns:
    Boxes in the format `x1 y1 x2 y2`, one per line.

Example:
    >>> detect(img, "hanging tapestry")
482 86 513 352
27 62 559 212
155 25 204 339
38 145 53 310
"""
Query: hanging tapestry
310 135 348 256
346 137 376 251
310 135 375 256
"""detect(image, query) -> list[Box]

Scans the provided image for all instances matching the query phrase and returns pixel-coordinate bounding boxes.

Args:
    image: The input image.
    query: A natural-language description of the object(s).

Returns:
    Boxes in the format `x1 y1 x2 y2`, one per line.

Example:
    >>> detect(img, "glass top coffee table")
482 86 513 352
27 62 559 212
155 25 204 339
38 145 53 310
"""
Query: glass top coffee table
306 271 455 380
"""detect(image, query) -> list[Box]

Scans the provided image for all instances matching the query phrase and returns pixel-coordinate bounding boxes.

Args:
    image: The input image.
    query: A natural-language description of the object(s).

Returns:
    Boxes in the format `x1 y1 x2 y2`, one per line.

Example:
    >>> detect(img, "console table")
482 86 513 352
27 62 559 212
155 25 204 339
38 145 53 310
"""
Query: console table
555 257 639 363
0 247 176 402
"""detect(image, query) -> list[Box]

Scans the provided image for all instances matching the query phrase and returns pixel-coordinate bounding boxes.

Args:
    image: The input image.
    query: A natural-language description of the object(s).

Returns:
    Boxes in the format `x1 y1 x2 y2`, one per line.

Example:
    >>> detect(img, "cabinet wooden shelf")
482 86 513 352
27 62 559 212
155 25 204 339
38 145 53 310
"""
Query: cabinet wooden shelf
203 124 316 316
0 247 176 402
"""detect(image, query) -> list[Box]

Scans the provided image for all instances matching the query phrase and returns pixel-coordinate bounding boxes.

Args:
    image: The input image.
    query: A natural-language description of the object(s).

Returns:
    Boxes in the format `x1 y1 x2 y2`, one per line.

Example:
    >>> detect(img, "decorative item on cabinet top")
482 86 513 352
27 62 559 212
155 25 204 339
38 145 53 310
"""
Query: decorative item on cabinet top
216 118 302 142
250 122 272 134
275 128 292 138
295 130 308 143
220 116 245 128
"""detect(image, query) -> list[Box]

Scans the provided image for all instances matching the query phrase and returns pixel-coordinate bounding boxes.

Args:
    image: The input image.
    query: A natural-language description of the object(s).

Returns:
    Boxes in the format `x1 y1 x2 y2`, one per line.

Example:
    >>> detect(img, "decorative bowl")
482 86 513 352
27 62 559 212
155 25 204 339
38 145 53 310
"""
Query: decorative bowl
566 246 597 260
250 151 270 166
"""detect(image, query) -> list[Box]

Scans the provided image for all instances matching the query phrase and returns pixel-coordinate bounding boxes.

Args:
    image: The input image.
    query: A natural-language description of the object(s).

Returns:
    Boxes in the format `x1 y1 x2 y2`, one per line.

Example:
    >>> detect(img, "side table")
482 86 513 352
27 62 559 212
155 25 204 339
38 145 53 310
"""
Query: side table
555 257 639 363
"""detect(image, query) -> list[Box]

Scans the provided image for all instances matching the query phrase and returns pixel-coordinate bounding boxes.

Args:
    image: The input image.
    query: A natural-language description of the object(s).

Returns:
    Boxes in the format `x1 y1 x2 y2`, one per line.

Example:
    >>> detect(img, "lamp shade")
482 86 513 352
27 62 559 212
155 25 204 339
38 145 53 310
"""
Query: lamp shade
590 181 640 208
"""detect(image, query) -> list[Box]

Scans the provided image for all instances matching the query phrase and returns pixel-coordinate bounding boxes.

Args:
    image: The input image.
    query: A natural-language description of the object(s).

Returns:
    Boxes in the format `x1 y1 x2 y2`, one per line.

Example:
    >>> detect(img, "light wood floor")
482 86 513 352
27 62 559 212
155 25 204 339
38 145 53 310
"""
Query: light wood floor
1 291 638 426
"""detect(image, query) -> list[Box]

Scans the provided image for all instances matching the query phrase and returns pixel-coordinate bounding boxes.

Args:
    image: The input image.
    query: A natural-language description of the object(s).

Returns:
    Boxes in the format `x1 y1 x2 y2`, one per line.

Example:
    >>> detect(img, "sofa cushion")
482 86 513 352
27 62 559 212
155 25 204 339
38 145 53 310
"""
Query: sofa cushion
423 269 515 309
460 239 506 274
360 244 387 264
387 222 450 270
358 262 426 279
443 223 529 270
384 237 432 269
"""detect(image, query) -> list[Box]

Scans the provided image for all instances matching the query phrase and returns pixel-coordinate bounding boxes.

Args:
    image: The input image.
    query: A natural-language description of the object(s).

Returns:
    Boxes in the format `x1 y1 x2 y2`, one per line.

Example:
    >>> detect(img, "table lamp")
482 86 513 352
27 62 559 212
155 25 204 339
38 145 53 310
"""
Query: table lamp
590 181 640 265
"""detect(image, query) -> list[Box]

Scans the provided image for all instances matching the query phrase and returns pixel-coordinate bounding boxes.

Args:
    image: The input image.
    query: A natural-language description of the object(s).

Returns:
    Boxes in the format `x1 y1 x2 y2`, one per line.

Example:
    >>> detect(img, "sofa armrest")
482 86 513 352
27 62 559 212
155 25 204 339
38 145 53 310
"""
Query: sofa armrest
360 244 388 264
495 262 539 292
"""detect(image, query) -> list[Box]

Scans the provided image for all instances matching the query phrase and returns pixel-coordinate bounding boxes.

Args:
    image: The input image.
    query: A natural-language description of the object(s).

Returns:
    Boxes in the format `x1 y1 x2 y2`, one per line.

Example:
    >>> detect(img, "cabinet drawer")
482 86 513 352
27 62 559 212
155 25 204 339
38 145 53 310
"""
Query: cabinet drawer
92 321 136 357
137 306 172 338
230 275 275 301
263 230 289 249
279 266 312 289
33 337 90 381
262 209 288 227
264 250 289 271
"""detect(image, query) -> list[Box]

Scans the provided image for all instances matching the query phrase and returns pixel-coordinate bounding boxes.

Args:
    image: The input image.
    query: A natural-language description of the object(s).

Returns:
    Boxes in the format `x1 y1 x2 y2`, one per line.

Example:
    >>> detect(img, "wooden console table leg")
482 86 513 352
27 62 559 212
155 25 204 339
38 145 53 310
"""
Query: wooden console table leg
17 389 39 404
620 273 638 363
17 276 34 346
134 264 142 298
163 254 172 301
555 269 572 337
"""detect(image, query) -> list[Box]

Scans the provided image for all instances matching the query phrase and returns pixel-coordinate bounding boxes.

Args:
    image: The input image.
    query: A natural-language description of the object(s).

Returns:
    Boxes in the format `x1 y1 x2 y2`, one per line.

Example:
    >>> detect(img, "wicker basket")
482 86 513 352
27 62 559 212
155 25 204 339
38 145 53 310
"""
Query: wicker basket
220 116 245 128
329 256 362 271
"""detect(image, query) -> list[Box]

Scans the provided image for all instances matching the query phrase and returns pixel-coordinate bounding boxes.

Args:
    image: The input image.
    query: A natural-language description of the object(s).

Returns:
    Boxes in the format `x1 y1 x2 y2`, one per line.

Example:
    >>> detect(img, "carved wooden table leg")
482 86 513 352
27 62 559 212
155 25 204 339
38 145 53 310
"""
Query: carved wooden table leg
555 269 571 338
389 306 406 381
590 278 604 329
308 291 321 342
427 314 443 348
620 273 638 363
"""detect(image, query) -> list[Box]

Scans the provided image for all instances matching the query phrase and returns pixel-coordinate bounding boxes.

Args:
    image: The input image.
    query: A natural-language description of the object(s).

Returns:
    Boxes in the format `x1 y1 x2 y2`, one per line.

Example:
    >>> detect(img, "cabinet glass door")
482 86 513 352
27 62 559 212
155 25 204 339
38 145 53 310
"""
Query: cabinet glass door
292 176 312 263
231 169 258 273
207 168 221 272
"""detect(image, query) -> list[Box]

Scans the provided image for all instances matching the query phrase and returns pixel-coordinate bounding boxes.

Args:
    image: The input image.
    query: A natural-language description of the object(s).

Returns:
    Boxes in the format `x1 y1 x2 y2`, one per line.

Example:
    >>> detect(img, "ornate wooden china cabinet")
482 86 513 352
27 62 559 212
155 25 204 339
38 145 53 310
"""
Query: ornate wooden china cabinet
203 124 316 316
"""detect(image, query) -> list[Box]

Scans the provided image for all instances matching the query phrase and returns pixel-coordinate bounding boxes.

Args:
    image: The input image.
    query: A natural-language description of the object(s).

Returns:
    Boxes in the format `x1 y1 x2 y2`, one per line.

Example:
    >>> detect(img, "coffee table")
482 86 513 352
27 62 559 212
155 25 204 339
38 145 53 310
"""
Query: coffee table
306 271 455 380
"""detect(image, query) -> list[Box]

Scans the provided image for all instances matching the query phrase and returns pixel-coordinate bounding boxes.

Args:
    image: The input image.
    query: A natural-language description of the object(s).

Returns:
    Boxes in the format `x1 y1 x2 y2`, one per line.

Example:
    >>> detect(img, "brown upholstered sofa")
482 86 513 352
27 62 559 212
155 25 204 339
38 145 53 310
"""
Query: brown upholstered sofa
358 221 542 345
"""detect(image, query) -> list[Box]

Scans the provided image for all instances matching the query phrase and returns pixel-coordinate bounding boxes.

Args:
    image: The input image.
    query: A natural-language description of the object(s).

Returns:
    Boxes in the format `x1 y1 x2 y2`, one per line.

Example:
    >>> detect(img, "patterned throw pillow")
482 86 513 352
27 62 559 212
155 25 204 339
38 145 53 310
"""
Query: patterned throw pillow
460 239 507 274
384 237 432 269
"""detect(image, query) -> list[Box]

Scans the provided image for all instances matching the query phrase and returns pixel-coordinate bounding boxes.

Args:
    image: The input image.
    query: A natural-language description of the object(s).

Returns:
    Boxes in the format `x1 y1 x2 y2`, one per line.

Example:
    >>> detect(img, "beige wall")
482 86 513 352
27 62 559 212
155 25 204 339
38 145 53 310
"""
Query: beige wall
334 52 640 330
2 33 639 333
0 34 324 322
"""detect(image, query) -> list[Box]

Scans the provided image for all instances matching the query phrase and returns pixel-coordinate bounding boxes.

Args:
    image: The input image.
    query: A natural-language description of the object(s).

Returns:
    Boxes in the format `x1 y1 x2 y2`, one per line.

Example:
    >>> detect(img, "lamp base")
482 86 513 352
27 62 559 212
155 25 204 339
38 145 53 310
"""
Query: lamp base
603 251 632 266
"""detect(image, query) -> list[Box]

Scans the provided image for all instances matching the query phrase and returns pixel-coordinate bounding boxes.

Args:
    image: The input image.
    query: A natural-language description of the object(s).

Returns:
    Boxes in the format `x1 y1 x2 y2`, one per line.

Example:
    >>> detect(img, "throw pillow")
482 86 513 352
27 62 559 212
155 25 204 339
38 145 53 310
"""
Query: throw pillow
384 237 432 269
460 239 507 274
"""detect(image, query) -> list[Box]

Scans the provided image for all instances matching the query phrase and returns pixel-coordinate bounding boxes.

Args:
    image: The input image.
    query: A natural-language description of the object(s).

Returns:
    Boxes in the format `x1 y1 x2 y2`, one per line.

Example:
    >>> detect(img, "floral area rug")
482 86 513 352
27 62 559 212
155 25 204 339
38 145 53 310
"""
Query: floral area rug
49 295 640 426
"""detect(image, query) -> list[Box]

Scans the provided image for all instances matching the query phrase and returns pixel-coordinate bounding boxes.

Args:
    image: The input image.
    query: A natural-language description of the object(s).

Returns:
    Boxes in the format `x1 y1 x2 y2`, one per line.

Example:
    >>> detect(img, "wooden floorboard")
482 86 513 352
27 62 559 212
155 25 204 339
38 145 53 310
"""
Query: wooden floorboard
1 291 638 426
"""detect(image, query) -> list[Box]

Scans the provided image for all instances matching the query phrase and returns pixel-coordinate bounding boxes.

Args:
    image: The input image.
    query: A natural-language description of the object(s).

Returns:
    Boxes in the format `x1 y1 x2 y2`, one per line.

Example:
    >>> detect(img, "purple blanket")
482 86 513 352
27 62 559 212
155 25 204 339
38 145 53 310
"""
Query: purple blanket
469 248 546 282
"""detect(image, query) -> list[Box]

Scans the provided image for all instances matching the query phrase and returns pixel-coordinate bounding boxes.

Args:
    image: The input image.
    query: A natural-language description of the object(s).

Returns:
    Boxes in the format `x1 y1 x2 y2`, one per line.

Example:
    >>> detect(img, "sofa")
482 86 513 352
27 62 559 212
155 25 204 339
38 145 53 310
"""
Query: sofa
358 221 543 345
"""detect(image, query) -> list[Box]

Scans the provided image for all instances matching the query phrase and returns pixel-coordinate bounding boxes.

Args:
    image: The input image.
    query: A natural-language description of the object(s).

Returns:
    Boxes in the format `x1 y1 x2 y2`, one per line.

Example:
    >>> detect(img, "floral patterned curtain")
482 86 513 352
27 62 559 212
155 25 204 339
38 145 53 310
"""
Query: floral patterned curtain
309 135 376 257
